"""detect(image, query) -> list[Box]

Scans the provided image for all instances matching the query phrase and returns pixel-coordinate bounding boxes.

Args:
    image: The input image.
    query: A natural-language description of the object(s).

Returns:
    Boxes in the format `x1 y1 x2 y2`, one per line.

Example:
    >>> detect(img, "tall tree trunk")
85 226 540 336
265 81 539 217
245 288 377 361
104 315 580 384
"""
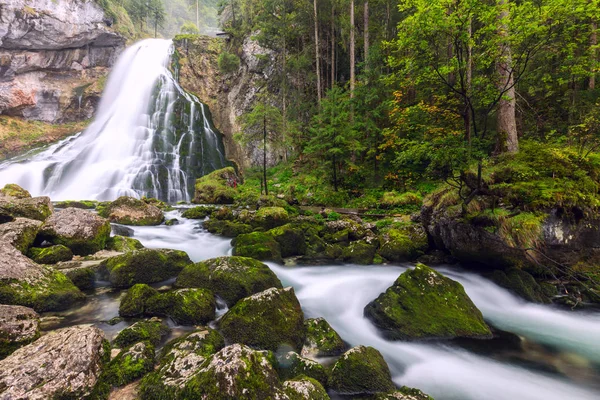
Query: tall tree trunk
496 0 518 154
350 0 355 97
331 3 335 89
314 0 322 104
196 0 199 30
263 115 268 196
364 1 369 69
591 21 597 90
465 17 472 145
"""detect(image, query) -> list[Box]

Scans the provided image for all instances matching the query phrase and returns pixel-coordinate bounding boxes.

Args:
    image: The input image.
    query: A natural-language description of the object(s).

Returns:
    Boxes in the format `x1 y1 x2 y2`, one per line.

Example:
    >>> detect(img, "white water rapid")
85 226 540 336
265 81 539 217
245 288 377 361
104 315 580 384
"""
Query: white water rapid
125 211 600 400
0 39 229 202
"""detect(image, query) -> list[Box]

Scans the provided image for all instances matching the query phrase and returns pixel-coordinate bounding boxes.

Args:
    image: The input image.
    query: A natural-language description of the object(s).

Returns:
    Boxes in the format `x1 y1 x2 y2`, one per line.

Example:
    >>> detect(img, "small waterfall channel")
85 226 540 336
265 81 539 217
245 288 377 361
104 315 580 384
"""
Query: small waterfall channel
0 39 230 202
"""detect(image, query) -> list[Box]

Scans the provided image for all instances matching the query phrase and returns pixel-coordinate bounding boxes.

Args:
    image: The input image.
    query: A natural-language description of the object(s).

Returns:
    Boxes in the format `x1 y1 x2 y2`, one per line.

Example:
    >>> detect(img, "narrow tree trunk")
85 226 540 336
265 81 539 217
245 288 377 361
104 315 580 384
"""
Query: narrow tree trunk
331 3 335 89
591 21 597 90
465 17 472 145
196 0 199 30
364 1 369 69
263 115 268 196
314 0 322 104
332 154 338 191
350 0 355 97
496 0 518 154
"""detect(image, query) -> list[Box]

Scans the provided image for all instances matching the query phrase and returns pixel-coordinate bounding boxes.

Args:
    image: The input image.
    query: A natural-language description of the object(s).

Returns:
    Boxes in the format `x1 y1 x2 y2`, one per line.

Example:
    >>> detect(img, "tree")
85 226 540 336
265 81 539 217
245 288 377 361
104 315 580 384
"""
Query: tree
148 0 166 38
350 0 355 97
314 0 322 104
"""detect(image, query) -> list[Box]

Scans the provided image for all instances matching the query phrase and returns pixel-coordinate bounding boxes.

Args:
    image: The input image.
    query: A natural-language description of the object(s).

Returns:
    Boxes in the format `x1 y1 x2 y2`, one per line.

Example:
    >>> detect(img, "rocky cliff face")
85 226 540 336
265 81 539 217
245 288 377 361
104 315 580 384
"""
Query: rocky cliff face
174 35 282 169
0 0 125 123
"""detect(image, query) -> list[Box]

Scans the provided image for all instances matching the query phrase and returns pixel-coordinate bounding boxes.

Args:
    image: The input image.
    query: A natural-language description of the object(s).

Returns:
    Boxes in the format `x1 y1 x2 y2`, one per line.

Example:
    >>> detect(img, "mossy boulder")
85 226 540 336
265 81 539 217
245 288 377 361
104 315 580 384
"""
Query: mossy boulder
106 235 144 253
212 206 234 220
37 208 111 256
119 284 160 317
284 376 330 400
113 319 170 348
254 206 290 229
181 205 215 219
0 195 53 222
180 344 288 399
378 225 429 262
268 224 307 257
193 167 238 204
139 328 224 399
278 351 328 388
219 287 305 352
99 248 192 288
232 231 282 262
54 200 97 209
99 341 155 388
175 256 282 306
148 289 216 325
0 305 39 359
0 243 84 312
376 387 435 400
0 218 42 254
364 264 492 340
342 240 378 265
0 184 30 199
203 219 252 237
491 268 552 303
98 196 164 226
301 318 346 358
329 345 395 395
28 245 73 264
63 266 96 291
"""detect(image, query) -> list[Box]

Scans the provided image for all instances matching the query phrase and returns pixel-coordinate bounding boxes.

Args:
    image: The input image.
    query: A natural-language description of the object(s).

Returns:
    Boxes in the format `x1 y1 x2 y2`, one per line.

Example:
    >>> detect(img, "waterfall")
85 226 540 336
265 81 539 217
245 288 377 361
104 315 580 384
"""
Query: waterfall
0 39 230 202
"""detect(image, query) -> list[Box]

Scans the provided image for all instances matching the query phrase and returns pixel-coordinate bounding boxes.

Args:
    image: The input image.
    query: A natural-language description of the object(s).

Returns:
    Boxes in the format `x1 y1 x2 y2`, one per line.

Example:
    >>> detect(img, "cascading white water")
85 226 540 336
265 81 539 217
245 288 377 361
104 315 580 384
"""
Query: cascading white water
0 39 229 202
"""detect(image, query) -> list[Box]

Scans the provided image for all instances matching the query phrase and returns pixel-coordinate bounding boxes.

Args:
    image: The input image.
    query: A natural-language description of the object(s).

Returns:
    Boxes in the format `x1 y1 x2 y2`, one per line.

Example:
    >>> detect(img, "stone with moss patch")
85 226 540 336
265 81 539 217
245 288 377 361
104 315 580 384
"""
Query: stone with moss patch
0 195 53 222
138 328 224 399
365 264 492 340
54 200 97 209
0 218 42 254
203 219 252 237
28 245 73 264
113 319 170 348
64 266 96 291
106 235 144 253
98 196 164 226
219 287 305 352
0 184 31 199
376 387 435 400
342 240 378 265
0 305 39 359
99 248 192 288
232 231 283 262
38 208 111 255
253 206 290 229
278 351 328 387
491 268 552 303
193 167 238 204
99 341 155 388
301 318 346 358
175 256 282 306
378 225 429 262
329 345 395 395
284 376 330 400
267 224 307 257
149 288 216 325
119 284 160 317
182 205 215 219
180 344 288 399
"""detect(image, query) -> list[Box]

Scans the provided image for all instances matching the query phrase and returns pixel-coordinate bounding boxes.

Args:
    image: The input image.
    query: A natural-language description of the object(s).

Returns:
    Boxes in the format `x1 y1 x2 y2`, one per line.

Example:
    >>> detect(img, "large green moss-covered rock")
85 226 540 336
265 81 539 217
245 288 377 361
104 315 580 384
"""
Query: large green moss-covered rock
342 240 378 265
301 318 346 358
268 224 307 257
113 319 170 348
284 376 330 400
0 243 84 312
54 200 98 210
0 184 30 199
232 231 283 262
219 287 305 352
175 256 282 307
364 264 492 340
99 248 192 288
98 196 164 226
329 345 395 395
119 284 160 317
105 235 144 253
491 268 552 303
98 341 155 388
375 387 435 400
193 167 238 204
38 208 111 256
180 344 288 399
378 225 429 262
0 218 42 254
0 195 53 222
63 266 96 291
139 328 224 399
203 219 252 237
181 205 215 219
28 245 73 264
278 351 328 388
254 206 290 229
0 305 39 360
148 289 216 325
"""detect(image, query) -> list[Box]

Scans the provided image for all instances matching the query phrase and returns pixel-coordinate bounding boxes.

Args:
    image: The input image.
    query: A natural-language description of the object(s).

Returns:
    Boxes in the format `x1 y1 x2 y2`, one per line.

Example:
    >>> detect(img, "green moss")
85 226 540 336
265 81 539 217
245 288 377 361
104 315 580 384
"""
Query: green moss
45 219 111 256
376 387 435 400
119 284 159 317
193 167 238 204
277 352 328 388
28 245 73 264
64 267 96 291
364 264 492 340
203 219 252 237
99 341 155 387
0 197 53 222
105 236 144 253
302 318 346 357
166 289 216 325
342 240 378 265
99 249 191 288
329 346 395 395
54 200 97 210
175 256 282 307
254 207 289 229
378 224 429 262
0 184 30 199
113 319 170 348
181 206 215 219
267 224 307 257
232 231 282 262
284 376 330 400
97 196 164 226
0 268 84 312
219 287 305 352
491 268 552 303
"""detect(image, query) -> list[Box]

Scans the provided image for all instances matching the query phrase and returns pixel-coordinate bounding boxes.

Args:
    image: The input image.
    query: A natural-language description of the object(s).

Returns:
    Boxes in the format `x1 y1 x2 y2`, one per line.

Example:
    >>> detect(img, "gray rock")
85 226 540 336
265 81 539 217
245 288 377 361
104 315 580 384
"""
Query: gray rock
0 217 41 253
0 325 108 399
0 304 39 359
0 195 53 222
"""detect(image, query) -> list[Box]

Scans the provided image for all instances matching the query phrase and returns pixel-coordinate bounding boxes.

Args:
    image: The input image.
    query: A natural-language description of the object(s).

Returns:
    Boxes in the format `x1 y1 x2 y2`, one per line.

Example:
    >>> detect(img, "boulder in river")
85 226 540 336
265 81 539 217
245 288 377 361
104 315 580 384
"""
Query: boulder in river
375 387 435 400
284 377 330 400
97 341 155 391
203 219 253 237
193 167 238 204
113 318 170 348
28 244 73 264
378 224 429 262
98 196 164 226
181 205 215 219
0 304 39 359
232 231 283 262
99 248 192 288
219 287 305 352
0 325 109 399
364 264 492 341
301 317 346 359
0 195 53 222
106 235 144 253
0 242 84 312
277 351 328 388
329 345 395 395
0 184 31 199
147 288 216 325
0 217 42 253
175 256 283 306
38 207 111 255
119 284 160 317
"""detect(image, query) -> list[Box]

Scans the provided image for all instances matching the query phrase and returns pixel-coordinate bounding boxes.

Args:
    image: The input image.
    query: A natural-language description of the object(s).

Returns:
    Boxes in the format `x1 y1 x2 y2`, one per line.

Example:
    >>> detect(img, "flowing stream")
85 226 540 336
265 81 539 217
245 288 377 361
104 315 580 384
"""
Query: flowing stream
0 39 230 202
43 210 599 400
